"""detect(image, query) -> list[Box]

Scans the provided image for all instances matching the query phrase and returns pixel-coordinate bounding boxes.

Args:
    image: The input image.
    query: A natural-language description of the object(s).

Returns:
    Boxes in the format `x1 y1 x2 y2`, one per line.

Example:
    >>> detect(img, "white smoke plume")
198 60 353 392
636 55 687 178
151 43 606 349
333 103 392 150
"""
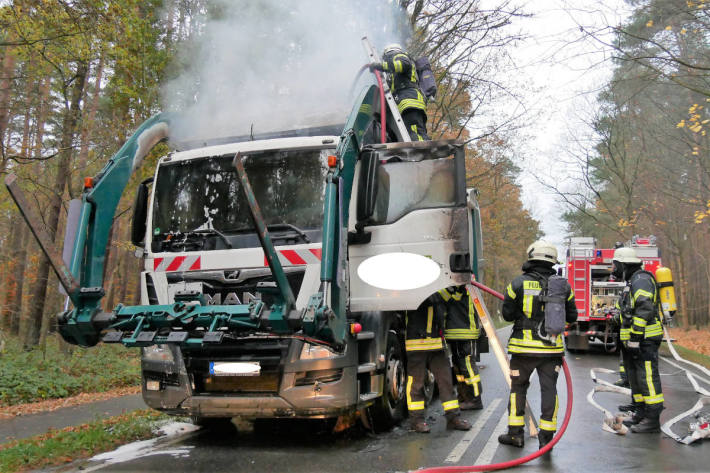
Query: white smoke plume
162 0 410 144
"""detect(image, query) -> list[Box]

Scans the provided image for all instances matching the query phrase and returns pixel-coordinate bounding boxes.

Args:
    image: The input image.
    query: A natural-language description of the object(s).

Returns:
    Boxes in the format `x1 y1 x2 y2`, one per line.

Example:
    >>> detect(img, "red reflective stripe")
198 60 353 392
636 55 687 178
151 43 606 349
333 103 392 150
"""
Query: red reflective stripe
309 248 322 260
281 250 307 265
189 256 201 270
153 258 163 270
166 256 186 272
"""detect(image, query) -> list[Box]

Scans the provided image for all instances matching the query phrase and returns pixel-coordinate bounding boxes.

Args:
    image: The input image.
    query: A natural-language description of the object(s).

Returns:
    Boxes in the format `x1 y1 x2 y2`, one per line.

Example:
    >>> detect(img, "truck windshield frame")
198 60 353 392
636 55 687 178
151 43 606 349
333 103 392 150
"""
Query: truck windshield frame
150 148 331 252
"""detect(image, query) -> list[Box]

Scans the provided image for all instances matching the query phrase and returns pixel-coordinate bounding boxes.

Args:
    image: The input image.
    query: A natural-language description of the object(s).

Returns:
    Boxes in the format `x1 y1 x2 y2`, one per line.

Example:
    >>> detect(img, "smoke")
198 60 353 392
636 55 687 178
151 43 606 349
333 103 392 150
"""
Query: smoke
162 0 410 144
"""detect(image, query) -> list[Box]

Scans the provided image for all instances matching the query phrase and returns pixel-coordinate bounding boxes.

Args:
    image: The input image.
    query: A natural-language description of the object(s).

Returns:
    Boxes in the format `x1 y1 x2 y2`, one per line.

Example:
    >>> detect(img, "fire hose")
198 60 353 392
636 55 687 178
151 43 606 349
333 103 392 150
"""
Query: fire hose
587 326 710 443
416 281 574 472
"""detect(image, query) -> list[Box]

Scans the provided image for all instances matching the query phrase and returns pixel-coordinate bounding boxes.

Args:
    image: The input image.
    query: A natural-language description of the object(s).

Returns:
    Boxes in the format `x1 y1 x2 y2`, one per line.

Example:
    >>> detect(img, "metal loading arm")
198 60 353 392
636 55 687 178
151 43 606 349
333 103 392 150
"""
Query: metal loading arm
5 114 172 347
232 153 296 315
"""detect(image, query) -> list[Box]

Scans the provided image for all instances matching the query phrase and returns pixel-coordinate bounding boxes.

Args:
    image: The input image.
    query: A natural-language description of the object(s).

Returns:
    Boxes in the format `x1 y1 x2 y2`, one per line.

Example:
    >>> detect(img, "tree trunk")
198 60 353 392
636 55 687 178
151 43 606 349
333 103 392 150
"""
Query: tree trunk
24 62 88 347
0 46 16 149
10 226 29 336
74 51 104 196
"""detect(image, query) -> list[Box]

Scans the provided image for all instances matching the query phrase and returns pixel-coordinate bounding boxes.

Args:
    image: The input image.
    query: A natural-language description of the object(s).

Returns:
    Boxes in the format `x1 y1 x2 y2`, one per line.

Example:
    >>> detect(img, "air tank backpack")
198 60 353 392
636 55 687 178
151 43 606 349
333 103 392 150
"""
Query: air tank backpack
414 56 437 100
534 274 568 343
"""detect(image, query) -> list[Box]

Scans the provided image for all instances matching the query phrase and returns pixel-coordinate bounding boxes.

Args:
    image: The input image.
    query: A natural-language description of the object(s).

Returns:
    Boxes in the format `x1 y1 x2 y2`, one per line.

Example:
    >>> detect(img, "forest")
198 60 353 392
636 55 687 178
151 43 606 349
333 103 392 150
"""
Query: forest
0 0 707 354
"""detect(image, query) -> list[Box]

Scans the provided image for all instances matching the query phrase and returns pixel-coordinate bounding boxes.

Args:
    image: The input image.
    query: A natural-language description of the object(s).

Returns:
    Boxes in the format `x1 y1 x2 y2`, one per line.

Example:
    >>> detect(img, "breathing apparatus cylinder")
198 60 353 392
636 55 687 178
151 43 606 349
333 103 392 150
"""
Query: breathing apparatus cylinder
655 266 677 322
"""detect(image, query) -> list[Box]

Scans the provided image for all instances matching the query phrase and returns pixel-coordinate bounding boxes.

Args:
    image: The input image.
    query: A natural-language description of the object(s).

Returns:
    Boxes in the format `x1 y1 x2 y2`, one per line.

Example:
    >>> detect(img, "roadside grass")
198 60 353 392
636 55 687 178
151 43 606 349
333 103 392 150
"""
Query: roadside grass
0 336 140 406
0 409 169 473
660 340 710 371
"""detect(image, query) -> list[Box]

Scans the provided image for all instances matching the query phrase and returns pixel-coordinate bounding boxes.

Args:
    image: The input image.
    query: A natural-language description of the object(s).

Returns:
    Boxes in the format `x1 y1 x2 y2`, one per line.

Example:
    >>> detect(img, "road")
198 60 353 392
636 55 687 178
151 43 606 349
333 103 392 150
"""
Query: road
61 340 709 473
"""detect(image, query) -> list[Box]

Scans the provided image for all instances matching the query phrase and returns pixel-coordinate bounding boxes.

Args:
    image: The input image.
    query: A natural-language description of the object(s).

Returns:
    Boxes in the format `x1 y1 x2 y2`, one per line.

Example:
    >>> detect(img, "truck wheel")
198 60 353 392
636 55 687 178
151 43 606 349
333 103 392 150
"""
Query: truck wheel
368 331 406 432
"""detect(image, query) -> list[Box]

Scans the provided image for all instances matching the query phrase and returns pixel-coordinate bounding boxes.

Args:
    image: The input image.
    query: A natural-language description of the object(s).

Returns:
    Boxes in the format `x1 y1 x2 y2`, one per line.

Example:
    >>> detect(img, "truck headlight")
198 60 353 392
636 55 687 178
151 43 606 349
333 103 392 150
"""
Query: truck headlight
300 343 338 360
142 344 174 362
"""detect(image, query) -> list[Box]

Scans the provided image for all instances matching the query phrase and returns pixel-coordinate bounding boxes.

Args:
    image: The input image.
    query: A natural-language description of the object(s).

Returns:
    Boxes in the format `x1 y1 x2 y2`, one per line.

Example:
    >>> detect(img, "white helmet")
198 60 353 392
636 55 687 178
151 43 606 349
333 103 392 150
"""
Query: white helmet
383 43 403 55
526 240 559 264
612 247 641 264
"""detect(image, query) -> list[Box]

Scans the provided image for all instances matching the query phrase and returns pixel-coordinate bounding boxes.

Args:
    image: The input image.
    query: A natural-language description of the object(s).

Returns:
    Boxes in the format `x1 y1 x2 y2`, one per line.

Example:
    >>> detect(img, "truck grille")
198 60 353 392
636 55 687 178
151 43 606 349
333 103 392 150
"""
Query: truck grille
186 339 290 395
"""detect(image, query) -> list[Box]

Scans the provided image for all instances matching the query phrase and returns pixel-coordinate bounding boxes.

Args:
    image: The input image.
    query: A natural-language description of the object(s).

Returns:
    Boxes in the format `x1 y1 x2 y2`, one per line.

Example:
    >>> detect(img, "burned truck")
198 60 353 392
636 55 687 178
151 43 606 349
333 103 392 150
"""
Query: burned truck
6 81 483 430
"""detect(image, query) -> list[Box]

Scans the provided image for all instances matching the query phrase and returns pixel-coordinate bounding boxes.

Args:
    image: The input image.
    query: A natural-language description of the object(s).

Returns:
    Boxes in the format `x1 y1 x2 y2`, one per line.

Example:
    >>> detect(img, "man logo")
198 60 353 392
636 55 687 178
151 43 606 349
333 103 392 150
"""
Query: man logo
204 292 260 305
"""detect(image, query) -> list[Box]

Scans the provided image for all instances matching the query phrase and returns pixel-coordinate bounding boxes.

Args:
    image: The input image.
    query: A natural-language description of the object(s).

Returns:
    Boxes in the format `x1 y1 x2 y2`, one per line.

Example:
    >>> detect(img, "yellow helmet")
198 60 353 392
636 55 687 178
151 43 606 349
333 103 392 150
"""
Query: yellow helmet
526 240 559 264
612 247 641 264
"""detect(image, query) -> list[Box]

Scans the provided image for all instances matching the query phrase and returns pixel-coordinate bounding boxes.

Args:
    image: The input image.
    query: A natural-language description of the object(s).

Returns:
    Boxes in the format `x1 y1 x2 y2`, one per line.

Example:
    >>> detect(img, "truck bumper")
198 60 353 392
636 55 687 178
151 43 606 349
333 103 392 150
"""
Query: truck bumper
141 343 361 419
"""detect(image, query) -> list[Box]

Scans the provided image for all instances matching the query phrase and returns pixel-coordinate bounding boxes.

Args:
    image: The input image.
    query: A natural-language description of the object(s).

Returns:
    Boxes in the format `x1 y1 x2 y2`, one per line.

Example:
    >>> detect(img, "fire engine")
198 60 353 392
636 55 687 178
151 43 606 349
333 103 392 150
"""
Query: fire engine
564 236 662 352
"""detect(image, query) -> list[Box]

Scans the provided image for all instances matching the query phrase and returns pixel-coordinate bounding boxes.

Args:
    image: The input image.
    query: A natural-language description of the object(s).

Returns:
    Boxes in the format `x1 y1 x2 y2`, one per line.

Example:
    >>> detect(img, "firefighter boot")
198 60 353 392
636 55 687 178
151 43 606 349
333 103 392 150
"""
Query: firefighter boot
622 405 645 427
618 403 636 413
410 415 431 433
631 405 662 433
498 427 525 448
446 413 472 431
458 383 483 410
538 430 555 454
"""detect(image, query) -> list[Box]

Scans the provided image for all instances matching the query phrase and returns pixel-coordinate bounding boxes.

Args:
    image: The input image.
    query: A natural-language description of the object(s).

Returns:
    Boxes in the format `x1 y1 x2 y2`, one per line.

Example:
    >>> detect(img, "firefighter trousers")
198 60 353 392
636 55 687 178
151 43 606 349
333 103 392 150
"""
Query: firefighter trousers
625 340 664 408
449 340 482 401
406 349 459 419
401 109 430 141
507 355 561 434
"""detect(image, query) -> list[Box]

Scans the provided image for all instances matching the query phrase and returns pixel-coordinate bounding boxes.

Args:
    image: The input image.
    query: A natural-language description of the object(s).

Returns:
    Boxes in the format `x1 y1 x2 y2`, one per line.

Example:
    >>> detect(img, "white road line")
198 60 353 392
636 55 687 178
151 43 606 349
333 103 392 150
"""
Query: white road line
660 356 710 386
474 409 509 466
445 397 503 463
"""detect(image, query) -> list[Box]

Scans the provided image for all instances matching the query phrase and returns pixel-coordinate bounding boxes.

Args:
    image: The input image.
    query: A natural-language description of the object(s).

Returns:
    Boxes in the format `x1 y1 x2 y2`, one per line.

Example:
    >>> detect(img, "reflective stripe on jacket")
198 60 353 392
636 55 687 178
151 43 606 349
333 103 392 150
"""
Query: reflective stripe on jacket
405 298 444 352
620 269 662 341
440 286 480 340
502 267 577 356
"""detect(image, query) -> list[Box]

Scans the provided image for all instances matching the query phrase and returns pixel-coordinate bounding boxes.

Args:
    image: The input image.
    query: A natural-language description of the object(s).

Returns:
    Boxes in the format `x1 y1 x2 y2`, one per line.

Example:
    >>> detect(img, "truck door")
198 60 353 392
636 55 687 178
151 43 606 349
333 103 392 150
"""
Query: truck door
348 140 471 312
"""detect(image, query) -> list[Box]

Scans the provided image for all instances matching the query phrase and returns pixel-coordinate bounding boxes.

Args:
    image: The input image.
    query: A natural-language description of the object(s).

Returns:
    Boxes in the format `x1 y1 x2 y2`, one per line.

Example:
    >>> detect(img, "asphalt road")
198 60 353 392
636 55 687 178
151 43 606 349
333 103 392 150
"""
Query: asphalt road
61 339 709 473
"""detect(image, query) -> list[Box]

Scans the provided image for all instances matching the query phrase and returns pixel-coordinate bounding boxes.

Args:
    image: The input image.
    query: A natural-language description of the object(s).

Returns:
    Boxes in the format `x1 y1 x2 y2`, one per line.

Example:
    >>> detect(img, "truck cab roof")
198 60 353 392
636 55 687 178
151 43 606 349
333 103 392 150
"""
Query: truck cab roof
164 134 341 164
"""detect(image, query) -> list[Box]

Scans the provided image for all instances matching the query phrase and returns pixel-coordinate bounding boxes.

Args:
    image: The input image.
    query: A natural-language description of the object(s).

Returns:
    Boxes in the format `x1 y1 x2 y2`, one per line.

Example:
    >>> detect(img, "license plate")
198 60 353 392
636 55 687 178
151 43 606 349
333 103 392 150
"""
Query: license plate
209 361 261 377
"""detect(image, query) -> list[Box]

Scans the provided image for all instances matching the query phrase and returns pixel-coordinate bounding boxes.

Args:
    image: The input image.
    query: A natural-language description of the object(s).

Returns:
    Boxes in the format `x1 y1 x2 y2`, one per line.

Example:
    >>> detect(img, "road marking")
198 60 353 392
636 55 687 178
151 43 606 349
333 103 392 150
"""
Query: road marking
445 397 502 463
474 408 509 466
660 356 710 386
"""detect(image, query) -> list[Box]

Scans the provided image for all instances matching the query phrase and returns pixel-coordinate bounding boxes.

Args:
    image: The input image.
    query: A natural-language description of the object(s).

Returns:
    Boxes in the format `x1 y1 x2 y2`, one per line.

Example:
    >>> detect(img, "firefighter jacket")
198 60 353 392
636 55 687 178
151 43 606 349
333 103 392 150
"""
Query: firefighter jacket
439 286 481 340
502 263 577 356
405 294 445 352
617 269 662 342
376 51 427 115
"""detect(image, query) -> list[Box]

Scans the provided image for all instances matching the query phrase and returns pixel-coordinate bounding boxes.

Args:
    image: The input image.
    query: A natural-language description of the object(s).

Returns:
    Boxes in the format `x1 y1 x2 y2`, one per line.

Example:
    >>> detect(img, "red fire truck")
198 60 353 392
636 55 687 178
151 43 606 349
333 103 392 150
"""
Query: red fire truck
564 236 662 352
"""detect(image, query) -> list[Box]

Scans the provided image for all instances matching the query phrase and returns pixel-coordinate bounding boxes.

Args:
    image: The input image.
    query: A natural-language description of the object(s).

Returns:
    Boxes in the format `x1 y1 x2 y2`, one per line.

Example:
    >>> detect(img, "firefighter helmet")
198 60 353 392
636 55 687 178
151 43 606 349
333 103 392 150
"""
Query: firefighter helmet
526 240 559 264
612 247 641 264
383 43 403 56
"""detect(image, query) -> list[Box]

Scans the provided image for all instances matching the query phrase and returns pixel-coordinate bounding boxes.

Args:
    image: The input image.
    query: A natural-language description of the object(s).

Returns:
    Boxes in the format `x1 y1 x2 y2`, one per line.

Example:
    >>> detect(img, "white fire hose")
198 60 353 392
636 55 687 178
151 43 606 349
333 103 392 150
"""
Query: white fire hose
588 326 710 443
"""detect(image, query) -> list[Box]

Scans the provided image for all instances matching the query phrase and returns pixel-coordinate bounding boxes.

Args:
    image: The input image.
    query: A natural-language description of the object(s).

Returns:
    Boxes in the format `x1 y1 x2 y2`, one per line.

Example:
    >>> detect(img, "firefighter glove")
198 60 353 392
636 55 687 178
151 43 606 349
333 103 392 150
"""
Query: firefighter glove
368 62 382 72
626 340 640 357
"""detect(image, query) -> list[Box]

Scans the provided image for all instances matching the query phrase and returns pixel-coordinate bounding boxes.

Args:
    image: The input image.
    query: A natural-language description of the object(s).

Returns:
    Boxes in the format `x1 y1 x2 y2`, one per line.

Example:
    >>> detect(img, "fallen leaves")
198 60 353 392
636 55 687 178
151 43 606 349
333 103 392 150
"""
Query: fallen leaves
668 327 710 357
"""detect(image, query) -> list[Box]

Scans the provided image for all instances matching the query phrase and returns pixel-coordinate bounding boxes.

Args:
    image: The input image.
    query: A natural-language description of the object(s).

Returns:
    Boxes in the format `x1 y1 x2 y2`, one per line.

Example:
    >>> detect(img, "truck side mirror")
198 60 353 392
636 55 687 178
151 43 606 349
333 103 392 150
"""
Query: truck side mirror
130 177 153 247
356 149 380 223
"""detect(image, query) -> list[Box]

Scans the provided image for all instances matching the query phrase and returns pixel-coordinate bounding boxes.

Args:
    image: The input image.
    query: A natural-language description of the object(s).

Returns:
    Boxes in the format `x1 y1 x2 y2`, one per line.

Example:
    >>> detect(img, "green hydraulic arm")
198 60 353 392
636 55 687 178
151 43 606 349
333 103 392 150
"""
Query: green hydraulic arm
5 84 382 350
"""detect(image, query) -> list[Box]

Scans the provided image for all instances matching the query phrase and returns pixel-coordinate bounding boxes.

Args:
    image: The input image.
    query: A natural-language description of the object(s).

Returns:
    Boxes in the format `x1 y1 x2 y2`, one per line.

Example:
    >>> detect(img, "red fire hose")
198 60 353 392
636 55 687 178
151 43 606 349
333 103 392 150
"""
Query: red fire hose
417 282 574 472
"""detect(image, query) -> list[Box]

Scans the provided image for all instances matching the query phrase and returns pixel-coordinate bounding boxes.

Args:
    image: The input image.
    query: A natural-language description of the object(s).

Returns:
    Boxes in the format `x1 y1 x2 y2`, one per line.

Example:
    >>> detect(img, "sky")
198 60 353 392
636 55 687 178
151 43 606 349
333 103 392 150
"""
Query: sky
507 1 634 248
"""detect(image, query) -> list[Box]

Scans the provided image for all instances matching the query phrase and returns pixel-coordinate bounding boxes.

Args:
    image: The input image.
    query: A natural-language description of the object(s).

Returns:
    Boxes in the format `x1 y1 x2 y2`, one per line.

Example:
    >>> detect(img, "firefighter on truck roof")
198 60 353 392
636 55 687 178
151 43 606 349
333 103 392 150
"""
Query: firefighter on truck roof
440 285 484 411
613 247 665 433
368 43 430 141
405 294 472 433
498 240 577 452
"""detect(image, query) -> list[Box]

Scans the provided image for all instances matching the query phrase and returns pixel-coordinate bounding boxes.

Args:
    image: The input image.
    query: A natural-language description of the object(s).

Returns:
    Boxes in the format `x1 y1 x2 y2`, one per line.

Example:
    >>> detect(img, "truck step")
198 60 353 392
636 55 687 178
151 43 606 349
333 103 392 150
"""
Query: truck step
357 362 376 374
359 392 379 402
356 331 375 341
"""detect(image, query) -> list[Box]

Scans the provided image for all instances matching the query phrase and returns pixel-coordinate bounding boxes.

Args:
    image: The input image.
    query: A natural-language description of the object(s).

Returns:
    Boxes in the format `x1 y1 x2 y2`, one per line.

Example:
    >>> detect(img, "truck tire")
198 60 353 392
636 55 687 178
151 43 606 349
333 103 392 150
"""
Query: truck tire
368 331 406 432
